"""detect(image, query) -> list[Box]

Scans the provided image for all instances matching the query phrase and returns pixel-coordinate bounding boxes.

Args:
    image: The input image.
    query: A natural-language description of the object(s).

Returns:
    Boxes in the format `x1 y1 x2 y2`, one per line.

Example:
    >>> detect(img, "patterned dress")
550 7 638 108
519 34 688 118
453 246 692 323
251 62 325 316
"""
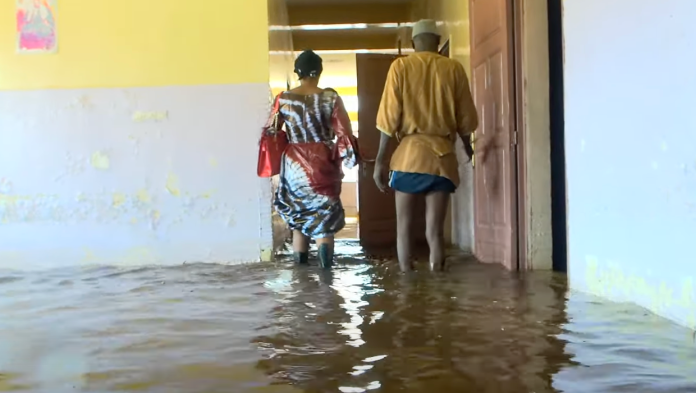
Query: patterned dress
268 90 359 238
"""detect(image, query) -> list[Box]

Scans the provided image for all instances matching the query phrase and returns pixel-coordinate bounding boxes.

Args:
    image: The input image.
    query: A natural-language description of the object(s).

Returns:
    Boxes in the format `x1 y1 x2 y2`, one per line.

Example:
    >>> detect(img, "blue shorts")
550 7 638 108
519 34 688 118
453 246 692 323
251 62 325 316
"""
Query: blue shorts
389 171 456 194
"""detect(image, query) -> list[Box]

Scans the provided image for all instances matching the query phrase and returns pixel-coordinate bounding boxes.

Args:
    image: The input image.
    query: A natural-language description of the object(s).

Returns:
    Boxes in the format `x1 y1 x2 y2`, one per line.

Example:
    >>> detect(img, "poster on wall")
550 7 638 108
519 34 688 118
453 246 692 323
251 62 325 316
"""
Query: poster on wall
16 0 58 54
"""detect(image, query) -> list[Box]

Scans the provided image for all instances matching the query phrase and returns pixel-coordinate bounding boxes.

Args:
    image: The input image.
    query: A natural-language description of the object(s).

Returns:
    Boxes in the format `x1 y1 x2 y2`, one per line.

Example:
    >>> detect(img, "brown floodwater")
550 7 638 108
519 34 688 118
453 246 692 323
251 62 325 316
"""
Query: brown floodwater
1 240 695 393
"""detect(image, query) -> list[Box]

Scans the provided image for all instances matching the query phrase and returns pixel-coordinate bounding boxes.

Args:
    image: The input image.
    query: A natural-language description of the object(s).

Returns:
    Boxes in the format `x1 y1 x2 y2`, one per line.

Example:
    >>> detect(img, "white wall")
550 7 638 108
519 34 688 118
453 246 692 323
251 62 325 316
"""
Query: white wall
341 182 358 217
564 0 696 328
0 85 271 270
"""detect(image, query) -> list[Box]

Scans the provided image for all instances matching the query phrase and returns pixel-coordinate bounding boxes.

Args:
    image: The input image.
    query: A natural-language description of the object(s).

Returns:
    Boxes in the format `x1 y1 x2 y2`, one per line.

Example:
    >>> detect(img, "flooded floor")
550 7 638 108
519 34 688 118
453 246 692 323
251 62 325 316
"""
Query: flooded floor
1 241 695 393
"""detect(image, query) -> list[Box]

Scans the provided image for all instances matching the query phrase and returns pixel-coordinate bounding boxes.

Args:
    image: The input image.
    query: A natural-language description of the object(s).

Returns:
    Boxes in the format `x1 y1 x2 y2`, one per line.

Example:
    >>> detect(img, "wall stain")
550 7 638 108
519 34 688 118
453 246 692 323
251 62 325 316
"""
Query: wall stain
54 152 87 181
112 193 126 208
132 111 168 122
584 255 696 329
165 173 181 197
65 95 93 110
136 189 151 203
1 185 227 230
90 151 110 170
149 209 161 230
260 248 273 262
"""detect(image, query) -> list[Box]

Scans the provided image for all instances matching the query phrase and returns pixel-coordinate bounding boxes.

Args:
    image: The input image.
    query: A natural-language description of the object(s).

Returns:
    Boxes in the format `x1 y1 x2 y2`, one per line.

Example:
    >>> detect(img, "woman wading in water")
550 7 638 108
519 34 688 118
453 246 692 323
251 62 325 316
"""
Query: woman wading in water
266 50 360 268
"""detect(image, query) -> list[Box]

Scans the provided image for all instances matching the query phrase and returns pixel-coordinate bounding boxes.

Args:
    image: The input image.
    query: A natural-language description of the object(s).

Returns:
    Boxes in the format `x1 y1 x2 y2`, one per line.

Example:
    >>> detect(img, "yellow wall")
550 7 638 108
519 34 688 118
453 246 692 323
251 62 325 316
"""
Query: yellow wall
411 0 471 73
268 0 295 96
0 0 269 90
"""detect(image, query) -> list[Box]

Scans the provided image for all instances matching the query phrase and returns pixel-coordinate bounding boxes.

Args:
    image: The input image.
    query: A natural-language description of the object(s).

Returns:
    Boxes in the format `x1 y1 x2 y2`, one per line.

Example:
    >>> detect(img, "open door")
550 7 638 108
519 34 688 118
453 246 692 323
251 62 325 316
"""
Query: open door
356 53 426 248
469 0 519 268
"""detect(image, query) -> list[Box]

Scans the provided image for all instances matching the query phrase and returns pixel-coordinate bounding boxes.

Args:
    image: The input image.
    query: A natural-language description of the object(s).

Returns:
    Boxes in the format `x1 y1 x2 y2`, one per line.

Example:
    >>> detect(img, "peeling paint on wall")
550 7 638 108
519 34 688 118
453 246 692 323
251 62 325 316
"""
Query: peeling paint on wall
584 256 696 329
0 185 232 228
0 85 271 269
90 151 110 170
132 111 168 122
165 173 181 197
111 193 126 207
65 95 93 110
136 189 151 203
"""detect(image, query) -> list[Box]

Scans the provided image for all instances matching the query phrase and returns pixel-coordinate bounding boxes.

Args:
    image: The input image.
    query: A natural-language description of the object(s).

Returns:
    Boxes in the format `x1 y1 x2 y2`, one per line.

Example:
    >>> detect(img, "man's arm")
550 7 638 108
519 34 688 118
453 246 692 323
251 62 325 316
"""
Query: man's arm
455 63 479 161
375 132 391 164
373 60 402 191
375 60 402 161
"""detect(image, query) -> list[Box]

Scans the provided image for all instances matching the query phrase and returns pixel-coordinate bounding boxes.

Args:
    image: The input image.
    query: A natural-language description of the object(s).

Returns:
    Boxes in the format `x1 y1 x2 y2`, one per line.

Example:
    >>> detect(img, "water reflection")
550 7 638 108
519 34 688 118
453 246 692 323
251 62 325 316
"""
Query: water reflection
0 241 695 392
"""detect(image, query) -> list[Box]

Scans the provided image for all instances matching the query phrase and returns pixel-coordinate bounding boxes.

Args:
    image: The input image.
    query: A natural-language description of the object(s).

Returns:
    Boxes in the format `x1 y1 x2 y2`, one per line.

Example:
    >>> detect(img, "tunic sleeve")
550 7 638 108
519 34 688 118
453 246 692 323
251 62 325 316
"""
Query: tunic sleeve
331 95 361 169
375 60 403 137
455 64 478 137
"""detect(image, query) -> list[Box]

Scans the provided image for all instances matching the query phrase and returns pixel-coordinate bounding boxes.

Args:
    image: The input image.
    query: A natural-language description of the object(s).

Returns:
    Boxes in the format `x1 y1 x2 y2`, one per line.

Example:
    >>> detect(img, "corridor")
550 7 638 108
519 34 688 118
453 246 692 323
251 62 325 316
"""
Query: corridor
1 242 696 392
1 0 696 391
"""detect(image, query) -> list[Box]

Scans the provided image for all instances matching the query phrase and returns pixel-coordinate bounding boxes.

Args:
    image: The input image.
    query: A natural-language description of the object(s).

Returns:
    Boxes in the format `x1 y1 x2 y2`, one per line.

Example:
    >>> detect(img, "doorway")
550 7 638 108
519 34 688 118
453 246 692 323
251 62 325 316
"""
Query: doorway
353 1 529 270
273 0 557 271
355 53 428 249
351 1 522 266
547 0 567 272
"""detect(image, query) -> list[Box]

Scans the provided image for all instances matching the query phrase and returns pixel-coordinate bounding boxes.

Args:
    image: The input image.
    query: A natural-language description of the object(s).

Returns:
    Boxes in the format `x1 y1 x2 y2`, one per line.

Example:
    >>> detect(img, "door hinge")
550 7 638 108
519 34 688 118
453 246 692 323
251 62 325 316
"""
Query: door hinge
512 130 518 146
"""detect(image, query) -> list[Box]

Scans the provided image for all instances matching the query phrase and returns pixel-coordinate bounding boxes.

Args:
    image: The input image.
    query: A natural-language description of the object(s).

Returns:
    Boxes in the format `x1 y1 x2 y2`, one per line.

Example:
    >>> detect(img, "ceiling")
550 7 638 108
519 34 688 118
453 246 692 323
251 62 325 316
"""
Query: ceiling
286 0 410 4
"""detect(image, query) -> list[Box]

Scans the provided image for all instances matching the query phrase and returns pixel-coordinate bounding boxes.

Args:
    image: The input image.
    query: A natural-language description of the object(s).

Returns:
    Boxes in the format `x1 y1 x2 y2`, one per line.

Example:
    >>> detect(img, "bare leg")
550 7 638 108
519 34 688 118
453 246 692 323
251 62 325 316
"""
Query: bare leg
395 191 416 272
293 230 309 264
425 191 450 271
316 236 334 268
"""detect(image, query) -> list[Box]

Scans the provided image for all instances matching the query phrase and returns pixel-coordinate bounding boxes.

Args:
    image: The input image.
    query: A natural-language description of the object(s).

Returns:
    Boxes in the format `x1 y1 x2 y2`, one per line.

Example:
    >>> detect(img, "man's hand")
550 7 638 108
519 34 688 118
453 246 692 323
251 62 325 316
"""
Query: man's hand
463 137 474 162
373 161 388 193
373 131 392 192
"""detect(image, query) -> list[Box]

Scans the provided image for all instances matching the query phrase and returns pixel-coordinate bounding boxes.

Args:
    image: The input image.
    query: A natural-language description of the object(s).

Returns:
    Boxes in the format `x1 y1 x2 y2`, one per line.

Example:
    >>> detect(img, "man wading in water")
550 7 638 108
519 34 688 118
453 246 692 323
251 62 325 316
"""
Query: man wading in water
373 19 486 272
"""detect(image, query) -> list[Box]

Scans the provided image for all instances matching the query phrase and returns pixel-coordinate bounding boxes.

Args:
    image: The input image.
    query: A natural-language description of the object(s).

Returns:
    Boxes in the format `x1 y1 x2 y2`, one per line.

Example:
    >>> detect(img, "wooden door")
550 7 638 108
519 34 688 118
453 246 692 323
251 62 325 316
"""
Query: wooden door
469 0 519 268
356 53 426 248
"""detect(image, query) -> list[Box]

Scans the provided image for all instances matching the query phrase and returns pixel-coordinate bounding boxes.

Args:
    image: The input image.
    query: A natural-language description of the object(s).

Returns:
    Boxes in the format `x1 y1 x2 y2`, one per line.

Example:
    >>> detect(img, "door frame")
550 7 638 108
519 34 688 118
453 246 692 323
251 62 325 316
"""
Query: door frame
471 0 538 271
512 0 528 271
439 38 453 245
439 38 450 57
509 0 553 270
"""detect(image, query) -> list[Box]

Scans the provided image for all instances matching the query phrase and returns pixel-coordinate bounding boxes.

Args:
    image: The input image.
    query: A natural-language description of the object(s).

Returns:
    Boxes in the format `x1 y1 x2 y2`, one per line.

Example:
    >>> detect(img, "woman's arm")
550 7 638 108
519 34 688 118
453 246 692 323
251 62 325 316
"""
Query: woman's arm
331 94 360 168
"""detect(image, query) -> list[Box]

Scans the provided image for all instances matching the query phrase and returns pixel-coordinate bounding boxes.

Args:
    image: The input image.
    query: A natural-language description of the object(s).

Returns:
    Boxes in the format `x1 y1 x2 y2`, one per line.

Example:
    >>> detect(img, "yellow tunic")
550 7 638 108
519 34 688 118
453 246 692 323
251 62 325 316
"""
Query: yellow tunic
375 51 478 187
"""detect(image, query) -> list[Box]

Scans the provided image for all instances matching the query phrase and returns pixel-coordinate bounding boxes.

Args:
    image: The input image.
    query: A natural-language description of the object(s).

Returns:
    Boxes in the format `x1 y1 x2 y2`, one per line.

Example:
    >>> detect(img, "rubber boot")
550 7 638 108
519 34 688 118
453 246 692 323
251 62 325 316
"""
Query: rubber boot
293 251 309 265
318 243 333 269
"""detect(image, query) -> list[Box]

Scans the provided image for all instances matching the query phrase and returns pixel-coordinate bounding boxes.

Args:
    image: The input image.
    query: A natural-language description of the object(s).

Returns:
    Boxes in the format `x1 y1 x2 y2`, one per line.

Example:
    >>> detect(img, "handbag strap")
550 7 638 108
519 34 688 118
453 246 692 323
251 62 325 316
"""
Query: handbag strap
273 92 283 111
271 92 284 130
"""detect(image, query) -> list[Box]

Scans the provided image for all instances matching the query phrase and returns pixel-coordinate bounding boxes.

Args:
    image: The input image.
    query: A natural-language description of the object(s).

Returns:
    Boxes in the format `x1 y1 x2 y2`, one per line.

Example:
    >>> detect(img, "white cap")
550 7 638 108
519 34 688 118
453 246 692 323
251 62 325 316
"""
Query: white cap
411 19 439 39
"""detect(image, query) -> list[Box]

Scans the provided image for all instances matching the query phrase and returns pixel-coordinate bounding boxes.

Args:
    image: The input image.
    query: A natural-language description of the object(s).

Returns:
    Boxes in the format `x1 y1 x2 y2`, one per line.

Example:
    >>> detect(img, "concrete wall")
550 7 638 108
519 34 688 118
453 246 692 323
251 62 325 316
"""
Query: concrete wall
341 183 358 218
564 0 696 328
0 0 274 269
520 0 553 269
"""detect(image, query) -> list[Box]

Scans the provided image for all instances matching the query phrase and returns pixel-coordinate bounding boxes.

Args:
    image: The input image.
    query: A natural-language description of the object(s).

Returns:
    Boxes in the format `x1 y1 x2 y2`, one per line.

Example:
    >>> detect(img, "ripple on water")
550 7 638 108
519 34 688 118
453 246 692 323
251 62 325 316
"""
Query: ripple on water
0 242 695 392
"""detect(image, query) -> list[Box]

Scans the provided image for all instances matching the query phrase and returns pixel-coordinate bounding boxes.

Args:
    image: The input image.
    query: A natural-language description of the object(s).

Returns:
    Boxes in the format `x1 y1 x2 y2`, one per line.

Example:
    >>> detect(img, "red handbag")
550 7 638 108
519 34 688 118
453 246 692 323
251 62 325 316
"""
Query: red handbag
257 94 288 178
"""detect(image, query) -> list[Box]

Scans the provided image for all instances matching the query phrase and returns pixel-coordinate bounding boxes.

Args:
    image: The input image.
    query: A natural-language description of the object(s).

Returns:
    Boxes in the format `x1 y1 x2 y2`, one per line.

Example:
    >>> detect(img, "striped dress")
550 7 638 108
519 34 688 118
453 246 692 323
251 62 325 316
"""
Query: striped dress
268 89 359 238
